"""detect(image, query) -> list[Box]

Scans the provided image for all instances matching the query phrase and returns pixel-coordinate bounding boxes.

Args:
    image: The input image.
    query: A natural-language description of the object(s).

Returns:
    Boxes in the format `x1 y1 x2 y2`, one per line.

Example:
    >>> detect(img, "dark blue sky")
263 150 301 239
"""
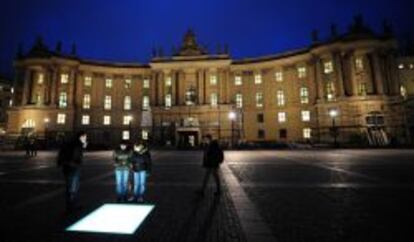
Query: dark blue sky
1 0 412 79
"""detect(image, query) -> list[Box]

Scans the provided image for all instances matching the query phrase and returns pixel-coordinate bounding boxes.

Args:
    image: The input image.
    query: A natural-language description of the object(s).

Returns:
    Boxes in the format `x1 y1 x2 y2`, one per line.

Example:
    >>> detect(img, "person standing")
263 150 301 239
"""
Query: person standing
28 134 38 157
199 135 224 196
129 141 152 202
113 140 131 202
23 135 31 157
57 131 88 212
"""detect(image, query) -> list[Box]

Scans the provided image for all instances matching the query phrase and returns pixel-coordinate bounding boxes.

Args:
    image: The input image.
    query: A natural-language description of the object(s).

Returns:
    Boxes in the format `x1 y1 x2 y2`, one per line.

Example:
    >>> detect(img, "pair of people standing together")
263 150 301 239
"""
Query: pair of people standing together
113 140 152 203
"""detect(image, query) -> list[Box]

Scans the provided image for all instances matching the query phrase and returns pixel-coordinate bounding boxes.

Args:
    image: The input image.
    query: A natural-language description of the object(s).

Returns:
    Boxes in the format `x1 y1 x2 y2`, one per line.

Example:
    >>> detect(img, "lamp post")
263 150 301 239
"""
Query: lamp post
329 109 339 147
228 111 236 148
44 118 50 149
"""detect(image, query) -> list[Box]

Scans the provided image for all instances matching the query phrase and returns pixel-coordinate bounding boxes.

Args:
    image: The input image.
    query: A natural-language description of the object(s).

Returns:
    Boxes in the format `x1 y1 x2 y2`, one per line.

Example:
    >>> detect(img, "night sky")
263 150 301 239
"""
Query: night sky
1 0 413 79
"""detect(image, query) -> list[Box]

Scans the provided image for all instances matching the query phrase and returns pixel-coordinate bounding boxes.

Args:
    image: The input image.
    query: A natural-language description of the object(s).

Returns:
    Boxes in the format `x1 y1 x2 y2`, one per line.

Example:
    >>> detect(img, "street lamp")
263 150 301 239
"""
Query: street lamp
329 109 339 147
228 111 236 148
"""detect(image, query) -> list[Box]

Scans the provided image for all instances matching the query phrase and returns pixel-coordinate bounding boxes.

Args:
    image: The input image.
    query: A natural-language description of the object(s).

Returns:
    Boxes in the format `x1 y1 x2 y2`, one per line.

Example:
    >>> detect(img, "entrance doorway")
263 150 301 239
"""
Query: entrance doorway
177 131 199 149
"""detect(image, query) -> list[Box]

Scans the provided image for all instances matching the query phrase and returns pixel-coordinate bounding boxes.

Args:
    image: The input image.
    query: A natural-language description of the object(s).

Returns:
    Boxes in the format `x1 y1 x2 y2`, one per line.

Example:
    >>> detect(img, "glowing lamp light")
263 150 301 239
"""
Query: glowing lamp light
66 204 155 234
329 109 338 118
228 111 236 120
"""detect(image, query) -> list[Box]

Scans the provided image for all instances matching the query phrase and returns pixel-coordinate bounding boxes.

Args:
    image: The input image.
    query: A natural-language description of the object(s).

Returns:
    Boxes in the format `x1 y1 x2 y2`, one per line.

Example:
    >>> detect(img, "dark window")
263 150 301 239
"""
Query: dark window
257 113 264 123
279 129 287 139
366 115 385 126
258 129 265 139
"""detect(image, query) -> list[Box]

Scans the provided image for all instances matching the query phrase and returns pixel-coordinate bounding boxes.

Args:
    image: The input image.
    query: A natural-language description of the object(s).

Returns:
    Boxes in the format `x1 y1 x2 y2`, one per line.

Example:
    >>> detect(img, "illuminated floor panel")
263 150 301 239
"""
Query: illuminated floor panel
66 204 155 234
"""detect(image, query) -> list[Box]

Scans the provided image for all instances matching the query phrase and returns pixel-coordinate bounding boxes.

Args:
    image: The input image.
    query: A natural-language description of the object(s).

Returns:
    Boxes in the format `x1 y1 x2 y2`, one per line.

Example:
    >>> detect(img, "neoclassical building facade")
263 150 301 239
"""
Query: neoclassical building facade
7 17 408 147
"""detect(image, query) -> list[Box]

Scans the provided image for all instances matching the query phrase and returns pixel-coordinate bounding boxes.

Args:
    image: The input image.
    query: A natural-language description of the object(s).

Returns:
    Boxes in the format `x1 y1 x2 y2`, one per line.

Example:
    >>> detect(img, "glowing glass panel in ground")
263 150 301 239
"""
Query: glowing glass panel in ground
66 204 155 234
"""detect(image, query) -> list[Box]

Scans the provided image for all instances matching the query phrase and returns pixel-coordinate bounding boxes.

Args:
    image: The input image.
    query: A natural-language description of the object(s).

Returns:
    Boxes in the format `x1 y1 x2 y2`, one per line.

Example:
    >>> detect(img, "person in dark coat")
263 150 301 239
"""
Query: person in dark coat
28 135 38 157
23 135 31 157
113 140 131 202
57 131 88 212
129 140 152 202
199 135 224 196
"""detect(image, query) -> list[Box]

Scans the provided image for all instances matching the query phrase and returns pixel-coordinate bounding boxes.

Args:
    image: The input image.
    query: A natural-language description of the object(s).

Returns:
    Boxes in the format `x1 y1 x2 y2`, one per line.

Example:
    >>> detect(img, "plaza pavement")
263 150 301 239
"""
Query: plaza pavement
1 149 414 242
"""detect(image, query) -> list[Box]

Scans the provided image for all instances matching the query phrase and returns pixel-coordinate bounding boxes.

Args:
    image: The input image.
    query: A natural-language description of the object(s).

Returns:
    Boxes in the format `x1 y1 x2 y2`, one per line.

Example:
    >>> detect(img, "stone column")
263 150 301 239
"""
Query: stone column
349 55 359 96
21 69 31 105
171 70 176 106
315 58 324 100
388 53 400 95
219 69 224 105
371 52 385 95
50 68 57 106
223 70 229 104
159 72 165 106
67 69 75 106
196 69 202 105
153 72 159 106
334 53 345 97
175 71 180 105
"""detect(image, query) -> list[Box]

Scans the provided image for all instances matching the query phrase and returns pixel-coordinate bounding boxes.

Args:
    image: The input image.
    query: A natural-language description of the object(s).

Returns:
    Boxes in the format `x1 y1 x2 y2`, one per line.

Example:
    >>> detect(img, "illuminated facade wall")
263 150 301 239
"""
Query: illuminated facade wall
0 78 13 133
7 21 408 146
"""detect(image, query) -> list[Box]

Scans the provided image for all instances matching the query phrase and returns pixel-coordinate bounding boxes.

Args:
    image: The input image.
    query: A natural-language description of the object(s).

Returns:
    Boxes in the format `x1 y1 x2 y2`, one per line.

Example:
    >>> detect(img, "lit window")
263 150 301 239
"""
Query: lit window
278 112 286 123
301 110 311 122
105 78 113 88
103 115 111 125
22 119 35 128
37 73 44 84
59 92 67 108
254 74 262 84
210 75 217 85
84 76 92 87
165 77 172 87
355 57 364 71
57 113 66 124
61 73 69 84
124 96 131 110
303 128 311 139
234 75 242 86
104 96 112 110
122 130 130 140
398 64 404 69
277 90 285 106
142 130 149 140
123 115 133 125
324 61 334 74
210 93 218 107
235 93 243 108
143 79 150 88
275 71 283 82
401 85 407 99
300 87 309 104
185 88 196 106
83 94 91 109
124 79 131 89
82 115 90 125
165 94 172 108
142 96 150 110
359 83 367 96
326 82 335 101
256 92 263 108
297 66 307 78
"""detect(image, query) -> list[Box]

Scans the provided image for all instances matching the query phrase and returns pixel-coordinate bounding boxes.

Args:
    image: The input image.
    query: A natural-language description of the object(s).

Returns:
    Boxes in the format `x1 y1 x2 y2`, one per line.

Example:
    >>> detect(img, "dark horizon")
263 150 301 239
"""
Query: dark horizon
1 0 413 80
